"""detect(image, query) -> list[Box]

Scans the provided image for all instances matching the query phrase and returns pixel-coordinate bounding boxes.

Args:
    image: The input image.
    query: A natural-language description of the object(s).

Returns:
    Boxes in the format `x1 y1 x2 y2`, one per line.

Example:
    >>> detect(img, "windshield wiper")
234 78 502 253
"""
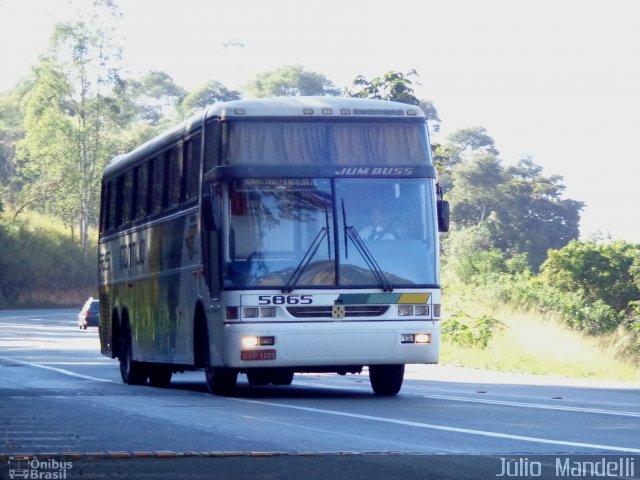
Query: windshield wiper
341 199 393 292
282 203 331 293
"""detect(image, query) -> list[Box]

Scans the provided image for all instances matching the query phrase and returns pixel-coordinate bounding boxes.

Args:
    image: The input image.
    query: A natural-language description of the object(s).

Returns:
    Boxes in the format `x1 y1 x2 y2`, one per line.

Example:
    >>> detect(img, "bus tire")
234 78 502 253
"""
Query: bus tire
119 327 148 386
205 365 237 396
148 366 172 388
271 369 294 386
246 370 270 386
369 364 404 396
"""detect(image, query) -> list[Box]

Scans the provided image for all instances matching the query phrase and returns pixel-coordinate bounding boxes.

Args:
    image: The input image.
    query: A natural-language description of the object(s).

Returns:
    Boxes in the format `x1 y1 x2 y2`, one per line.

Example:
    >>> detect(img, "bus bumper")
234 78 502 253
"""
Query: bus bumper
221 321 440 369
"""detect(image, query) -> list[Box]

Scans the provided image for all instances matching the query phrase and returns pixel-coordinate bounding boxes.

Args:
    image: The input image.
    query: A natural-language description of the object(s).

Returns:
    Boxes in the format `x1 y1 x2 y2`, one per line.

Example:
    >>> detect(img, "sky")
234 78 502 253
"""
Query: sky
1 0 640 243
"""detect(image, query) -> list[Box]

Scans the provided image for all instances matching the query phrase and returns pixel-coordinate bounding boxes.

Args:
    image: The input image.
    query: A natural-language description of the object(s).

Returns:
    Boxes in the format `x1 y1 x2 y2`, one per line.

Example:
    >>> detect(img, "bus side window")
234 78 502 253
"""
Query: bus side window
150 156 163 216
106 180 116 231
123 169 134 225
164 146 182 209
135 162 148 221
115 175 125 228
183 134 200 203
100 181 108 233
204 118 219 173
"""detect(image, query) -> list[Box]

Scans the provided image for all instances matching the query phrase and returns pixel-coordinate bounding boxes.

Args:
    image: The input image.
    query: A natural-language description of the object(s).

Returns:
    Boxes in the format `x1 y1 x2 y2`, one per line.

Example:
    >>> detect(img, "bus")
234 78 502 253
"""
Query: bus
98 96 449 396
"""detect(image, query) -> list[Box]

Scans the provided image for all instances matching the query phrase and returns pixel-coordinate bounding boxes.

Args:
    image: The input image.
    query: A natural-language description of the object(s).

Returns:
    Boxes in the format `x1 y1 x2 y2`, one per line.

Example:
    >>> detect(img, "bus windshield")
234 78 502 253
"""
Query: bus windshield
224 177 439 289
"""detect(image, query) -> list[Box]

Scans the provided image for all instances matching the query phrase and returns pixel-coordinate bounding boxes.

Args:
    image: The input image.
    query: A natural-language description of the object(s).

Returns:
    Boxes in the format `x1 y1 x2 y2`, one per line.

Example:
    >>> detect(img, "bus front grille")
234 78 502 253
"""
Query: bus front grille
286 306 389 318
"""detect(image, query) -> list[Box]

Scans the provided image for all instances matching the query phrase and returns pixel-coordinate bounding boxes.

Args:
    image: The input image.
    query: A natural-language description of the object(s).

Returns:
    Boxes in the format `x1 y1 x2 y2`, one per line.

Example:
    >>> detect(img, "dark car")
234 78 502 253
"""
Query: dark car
78 298 100 329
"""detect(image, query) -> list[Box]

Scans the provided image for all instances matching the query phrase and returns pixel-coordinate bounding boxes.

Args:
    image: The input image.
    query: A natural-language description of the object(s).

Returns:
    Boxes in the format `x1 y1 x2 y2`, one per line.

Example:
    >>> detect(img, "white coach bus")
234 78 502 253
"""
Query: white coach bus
98 97 449 396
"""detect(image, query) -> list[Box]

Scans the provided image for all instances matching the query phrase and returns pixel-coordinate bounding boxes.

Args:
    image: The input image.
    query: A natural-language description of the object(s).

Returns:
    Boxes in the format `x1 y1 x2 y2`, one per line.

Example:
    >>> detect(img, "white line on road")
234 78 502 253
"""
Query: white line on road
420 393 640 418
295 379 640 419
0 356 118 383
234 397 640 454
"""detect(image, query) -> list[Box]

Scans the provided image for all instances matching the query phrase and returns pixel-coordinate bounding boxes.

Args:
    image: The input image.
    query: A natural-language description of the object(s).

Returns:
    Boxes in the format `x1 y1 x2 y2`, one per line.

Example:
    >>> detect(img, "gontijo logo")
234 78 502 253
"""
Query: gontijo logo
8 456 73 479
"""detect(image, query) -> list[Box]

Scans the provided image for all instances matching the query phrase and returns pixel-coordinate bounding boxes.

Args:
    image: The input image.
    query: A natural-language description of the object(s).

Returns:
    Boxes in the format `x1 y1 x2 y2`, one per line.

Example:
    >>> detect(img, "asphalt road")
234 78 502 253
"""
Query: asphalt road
1 309 638 479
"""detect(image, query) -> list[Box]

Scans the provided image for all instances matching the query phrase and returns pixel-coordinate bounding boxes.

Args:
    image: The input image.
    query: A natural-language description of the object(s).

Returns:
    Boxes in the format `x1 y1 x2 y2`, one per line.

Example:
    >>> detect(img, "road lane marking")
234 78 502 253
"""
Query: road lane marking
4 355 638 453
0 356 118 383
234 398 640 454
295 380 640 418
420 393 640 418
295 379 640 419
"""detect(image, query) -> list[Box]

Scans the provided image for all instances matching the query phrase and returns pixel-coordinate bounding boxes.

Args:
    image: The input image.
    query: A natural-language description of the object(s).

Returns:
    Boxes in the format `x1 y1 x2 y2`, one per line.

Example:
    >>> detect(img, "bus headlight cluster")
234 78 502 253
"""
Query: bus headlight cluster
243 307 277 318
401 333 431 344
397 305 430 317
241 336 275 348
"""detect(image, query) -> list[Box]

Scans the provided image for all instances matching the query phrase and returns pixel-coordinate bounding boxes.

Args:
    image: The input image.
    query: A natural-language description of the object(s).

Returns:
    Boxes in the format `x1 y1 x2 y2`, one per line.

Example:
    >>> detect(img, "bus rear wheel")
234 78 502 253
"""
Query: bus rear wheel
119 329 148 386
369 364 405 396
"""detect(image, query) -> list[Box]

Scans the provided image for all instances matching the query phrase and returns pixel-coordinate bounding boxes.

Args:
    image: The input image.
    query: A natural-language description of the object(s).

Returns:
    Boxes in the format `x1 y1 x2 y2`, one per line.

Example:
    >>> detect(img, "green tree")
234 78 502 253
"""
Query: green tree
501 158 583 268
429 127 497 192
0 81 30 207
446 126 499 161
345 70 441 132
16 0 126 255
345 70 421 105
444 220 507 284
16 60 76 221
541 240 640 314
181 80 240 117
448 154 506 226
130 70 187 126
245 65 340 97
444 145 582 270
419 99 441 134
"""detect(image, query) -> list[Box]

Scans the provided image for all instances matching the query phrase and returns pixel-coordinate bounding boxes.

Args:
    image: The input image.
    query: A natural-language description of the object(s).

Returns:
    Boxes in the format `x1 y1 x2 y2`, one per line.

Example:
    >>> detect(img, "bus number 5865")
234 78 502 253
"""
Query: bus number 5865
258 295 313 305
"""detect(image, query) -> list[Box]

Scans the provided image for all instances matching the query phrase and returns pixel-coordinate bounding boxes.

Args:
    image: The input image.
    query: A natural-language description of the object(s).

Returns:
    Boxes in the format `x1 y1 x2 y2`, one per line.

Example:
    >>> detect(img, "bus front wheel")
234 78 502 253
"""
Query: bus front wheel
369 364 405 396
119 329 148 386
205 365 237 396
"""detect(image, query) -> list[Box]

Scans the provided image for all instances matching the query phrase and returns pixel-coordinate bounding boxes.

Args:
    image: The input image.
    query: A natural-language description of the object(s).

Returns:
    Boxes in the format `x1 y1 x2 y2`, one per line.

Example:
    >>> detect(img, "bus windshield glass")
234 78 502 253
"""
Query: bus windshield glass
224 178 439 289
225 121 430 165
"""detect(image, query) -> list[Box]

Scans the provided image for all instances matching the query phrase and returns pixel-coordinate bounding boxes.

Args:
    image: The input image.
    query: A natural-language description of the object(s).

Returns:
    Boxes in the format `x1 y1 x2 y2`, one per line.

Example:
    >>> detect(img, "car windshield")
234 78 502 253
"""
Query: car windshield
223 177 439 289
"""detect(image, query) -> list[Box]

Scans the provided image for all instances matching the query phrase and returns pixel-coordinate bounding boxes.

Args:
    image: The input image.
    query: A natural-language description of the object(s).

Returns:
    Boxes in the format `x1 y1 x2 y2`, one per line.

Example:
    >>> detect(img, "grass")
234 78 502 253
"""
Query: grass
440 299 640 383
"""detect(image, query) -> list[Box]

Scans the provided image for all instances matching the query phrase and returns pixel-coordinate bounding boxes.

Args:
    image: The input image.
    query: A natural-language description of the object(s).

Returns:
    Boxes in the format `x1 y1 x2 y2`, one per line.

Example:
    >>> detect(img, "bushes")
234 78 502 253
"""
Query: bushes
443 238 640 367
497 277 622 335
0 212 97 307
445 238 640 336
442 310 505 349
540 240 640 314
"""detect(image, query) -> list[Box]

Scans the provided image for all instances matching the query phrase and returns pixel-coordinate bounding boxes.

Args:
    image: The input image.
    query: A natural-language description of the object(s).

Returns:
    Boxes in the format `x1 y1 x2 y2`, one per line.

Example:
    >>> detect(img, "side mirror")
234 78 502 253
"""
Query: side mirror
437 200 450 233
202 184 221 231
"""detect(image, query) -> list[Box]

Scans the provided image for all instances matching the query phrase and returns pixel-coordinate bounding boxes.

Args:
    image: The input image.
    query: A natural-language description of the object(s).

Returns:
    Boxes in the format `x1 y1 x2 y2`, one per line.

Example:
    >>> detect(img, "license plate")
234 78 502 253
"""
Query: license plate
241 349 276 361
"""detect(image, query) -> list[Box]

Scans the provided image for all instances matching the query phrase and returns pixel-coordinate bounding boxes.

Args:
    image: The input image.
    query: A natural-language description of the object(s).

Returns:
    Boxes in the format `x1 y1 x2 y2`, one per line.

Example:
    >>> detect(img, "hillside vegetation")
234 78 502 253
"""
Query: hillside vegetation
0 211 97 307
441 291 640 382
440 249 640 379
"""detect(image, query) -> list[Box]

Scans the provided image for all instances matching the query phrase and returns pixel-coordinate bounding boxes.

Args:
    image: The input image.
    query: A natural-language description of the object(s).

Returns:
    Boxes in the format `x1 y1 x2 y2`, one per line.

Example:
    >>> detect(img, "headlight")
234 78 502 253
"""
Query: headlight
241 336 259 348
260 307 276 318
243 307 259 318
241 336 275 348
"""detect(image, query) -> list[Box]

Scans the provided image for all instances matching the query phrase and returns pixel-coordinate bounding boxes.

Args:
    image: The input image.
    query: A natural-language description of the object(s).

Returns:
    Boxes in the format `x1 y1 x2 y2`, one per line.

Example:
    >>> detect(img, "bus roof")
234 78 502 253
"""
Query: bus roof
206 96 425 119
104 97 425 177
